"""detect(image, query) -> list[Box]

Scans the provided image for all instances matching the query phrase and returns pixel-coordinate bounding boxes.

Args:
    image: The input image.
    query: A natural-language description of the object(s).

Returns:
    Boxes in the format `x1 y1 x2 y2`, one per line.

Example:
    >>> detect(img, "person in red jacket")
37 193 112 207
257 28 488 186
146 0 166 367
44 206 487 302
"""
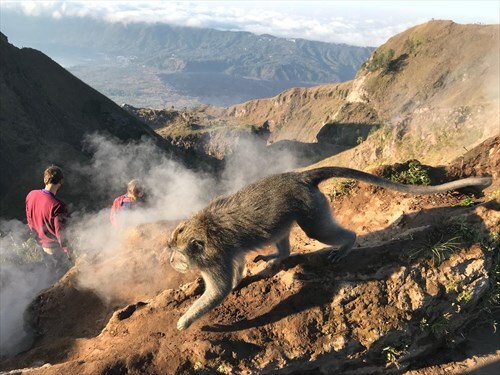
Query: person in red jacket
25 165 71 277
110 179 146 228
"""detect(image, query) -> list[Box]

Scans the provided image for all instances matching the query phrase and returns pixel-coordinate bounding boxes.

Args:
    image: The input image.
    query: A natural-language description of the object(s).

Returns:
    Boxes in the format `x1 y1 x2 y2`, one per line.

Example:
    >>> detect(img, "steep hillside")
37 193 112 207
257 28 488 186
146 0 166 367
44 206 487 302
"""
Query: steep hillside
125 104 351 168
0 33 215 220
213 21 499 167
1 135 498 375
124 104 276 161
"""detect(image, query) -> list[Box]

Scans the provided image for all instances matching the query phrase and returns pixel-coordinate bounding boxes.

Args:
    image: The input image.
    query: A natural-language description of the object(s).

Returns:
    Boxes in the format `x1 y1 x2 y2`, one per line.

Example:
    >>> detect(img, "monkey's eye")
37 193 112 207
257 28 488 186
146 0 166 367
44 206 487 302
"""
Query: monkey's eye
188 239 205 252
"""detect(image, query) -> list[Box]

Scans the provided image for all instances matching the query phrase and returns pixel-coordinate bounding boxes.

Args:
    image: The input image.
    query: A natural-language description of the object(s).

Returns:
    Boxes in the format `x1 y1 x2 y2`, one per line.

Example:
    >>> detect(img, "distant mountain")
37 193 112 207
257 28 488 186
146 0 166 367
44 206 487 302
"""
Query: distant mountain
0 12 373 108
0 33 215 219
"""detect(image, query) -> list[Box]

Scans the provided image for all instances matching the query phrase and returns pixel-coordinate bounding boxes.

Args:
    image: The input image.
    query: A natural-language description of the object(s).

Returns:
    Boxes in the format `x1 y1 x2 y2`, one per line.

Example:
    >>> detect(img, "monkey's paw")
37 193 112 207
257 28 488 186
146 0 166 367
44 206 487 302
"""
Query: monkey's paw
328 250 348 263
177 315 192 330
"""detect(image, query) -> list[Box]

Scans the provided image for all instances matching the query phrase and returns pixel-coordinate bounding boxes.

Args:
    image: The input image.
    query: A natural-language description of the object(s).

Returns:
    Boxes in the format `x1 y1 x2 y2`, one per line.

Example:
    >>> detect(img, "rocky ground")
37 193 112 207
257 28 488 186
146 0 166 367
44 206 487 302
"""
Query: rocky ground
0 138 498 375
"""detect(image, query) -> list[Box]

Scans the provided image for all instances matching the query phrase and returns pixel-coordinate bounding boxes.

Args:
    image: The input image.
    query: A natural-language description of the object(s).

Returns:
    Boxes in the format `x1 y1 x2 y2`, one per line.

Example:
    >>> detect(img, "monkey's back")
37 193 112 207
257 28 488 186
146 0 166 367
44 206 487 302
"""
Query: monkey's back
201 172 319 252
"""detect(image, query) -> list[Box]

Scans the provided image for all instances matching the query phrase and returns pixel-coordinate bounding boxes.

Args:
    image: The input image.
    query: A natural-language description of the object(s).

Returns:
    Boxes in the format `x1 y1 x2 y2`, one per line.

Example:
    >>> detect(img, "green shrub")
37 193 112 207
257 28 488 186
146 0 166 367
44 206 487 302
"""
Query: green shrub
390 161 431 185
0 233 44 266
453 196 475 207
327 180 356 201
366 48 395 72
431 312 451 338
430 237 461 266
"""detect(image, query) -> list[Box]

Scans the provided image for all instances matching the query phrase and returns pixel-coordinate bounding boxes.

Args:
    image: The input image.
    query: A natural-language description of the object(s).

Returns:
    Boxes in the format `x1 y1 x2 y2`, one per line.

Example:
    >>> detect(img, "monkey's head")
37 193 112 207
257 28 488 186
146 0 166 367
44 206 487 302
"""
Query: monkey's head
167 219 207 273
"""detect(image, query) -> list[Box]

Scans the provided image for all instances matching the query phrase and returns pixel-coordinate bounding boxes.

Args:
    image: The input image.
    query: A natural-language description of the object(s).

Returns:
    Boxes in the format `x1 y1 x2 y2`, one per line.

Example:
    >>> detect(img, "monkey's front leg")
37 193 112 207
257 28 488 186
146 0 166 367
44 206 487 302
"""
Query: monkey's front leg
177 267 233 330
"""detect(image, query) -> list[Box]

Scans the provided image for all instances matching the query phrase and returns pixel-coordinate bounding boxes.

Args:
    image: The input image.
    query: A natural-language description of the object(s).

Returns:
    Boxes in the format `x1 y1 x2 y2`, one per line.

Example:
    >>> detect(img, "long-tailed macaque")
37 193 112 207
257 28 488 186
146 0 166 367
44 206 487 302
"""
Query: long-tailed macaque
168 167 492 330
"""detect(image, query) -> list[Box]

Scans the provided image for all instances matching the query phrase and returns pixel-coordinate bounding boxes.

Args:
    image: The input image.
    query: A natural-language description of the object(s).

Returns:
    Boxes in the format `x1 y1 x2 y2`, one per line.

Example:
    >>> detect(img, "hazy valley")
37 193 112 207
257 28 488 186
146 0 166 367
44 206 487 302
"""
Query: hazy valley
1 12 373 108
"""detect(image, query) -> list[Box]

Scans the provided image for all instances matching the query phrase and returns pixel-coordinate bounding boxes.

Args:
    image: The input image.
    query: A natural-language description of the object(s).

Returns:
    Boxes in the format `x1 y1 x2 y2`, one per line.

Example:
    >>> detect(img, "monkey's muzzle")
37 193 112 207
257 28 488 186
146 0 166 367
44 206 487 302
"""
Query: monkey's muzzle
168 247 190 273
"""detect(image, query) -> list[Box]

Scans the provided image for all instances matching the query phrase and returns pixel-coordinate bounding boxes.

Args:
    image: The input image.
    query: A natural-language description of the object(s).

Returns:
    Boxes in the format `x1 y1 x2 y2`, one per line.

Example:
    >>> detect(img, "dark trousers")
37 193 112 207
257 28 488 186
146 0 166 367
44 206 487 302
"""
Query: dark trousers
41 248 71 280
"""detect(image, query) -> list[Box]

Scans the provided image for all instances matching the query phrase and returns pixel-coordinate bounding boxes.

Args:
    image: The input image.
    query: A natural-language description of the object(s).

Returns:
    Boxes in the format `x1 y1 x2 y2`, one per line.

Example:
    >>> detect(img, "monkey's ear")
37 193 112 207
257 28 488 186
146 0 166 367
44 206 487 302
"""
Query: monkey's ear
188 239 205 253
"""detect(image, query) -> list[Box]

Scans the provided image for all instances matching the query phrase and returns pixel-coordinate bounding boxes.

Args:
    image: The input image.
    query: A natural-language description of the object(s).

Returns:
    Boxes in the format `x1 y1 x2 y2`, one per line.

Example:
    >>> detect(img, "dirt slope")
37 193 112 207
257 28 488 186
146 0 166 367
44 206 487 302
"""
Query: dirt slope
1 135 498 375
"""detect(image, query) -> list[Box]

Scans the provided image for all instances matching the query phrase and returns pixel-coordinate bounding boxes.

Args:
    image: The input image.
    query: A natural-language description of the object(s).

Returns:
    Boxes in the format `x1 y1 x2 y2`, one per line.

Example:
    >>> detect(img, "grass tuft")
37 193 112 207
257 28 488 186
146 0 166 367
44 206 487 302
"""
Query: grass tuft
390 161 431 185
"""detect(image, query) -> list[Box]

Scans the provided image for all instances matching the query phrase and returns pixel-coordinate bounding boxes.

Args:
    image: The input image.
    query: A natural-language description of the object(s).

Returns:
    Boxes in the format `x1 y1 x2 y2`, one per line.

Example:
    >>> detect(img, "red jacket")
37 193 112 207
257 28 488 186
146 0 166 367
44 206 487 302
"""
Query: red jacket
25 189 68 249
110 194 134 227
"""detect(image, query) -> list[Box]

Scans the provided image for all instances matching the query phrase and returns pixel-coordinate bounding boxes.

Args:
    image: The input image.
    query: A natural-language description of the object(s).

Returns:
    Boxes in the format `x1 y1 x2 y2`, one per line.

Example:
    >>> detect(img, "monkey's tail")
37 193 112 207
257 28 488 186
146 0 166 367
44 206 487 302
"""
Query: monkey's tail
303 167 492 194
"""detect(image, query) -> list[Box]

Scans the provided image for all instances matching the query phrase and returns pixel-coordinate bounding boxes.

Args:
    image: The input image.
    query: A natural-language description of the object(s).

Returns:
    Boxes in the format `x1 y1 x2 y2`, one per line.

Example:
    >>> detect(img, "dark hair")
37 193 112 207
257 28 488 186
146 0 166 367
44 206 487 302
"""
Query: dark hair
43 165 64 185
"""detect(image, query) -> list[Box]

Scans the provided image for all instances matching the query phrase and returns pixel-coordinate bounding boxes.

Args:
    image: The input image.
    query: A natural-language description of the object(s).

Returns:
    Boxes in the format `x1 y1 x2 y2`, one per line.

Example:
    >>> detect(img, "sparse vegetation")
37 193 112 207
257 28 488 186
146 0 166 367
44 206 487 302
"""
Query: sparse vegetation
481 232 500 253
468 259 500 334
446 278 474 311
0 231 44 266
389 161 431 185
430 237 461 266
368 124 382 136
420 316 430 331
216 363 233 374
488 189 500 200
403 35 430 55
404 233 462 265
480 262 500 315
452 195 475 207
456 288 474 305
382 345 407 368
449 218 480 243
445 279 460 294
431 312 452 338
450 218 499 253
366 48 395 73
326 179 357 201
444 219 499 331
190 360 231 375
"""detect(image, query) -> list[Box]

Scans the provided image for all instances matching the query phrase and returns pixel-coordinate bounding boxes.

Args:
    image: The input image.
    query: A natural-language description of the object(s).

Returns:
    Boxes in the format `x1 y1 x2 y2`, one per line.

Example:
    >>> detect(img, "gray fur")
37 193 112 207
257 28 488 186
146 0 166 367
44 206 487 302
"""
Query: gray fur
168 167 492 330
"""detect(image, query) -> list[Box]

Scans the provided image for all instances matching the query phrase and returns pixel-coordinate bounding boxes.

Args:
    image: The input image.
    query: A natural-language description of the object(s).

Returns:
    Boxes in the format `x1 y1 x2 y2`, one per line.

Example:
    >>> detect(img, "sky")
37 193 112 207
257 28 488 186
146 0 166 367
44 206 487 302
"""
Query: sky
0 0 498 46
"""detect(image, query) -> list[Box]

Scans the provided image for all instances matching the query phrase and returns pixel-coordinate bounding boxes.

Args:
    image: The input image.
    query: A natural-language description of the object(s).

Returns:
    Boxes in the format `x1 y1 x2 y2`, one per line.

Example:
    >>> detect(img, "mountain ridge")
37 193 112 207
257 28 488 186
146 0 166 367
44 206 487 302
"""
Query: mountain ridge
0 13 373 82
0 12 373 108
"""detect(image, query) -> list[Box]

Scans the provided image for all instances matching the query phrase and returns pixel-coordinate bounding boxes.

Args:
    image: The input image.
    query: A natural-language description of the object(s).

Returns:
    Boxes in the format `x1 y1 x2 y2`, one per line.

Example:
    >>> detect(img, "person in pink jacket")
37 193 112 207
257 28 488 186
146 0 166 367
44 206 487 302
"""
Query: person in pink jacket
25 165 72 277
110 179 146 228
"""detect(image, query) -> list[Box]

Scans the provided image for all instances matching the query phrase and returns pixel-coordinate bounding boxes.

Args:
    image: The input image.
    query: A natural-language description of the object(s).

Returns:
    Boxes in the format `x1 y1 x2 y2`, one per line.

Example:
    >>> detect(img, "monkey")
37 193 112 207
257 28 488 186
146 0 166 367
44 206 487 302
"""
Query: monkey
167 166 492 330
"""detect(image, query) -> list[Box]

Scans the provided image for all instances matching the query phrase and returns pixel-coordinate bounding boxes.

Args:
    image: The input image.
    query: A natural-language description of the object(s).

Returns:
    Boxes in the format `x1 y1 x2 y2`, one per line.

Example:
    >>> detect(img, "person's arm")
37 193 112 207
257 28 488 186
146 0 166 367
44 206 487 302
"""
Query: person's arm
110 203 117 226
53 203 69 251
110 196 124 228
25 194 33 230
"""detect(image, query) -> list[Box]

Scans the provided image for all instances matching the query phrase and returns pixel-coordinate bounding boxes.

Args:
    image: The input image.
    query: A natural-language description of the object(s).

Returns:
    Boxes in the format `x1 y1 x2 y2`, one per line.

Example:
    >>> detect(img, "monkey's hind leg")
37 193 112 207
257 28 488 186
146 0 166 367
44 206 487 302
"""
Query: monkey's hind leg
325 226 357 262
297 199 356 263
253 233 291 266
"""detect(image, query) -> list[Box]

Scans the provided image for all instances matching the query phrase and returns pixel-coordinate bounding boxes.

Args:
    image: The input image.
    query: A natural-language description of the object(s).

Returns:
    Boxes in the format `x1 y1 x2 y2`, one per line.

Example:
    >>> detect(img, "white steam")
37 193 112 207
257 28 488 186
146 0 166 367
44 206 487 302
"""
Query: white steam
221 136 299 193
0 220 53 357
0 131 300 357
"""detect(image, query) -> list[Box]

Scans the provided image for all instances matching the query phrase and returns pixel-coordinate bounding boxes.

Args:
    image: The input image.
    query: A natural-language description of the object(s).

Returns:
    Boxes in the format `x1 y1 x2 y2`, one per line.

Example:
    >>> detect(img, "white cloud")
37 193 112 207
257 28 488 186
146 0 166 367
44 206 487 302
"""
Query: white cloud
1 1 498 46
